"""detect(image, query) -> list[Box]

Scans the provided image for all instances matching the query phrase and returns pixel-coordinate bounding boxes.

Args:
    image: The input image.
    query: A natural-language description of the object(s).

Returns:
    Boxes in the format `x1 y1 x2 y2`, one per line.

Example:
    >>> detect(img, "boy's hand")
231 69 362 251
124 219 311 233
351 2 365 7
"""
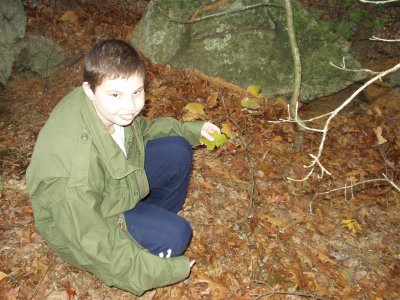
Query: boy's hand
200 122 220 141
190 260 196 268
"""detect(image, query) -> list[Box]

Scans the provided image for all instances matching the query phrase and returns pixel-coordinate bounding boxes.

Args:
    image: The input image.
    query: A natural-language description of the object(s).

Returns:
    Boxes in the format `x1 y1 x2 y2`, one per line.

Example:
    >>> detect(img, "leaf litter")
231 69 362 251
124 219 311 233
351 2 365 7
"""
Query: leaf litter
0 1 399 299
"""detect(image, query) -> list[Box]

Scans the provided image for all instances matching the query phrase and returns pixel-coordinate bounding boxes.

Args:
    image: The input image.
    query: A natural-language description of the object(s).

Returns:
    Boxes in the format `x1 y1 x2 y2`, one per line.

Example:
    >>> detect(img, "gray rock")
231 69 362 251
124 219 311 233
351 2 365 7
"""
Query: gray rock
0 0 26 90
131 0 366 102
385 69 400 90
15 35 66 79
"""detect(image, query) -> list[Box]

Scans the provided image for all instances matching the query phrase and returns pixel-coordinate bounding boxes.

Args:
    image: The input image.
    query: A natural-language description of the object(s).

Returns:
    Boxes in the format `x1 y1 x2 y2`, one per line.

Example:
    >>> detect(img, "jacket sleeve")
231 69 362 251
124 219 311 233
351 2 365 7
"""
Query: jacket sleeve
136 115 204 146
41 178 190 296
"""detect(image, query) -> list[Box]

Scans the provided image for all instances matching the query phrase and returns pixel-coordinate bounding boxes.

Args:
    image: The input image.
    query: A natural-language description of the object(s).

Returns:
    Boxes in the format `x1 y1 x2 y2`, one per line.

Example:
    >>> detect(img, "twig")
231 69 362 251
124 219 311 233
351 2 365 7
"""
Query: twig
253 280 327 300
309 175 399 213
383 173 400 192
330 57 381 75
29 254 56 300
155 3 283 24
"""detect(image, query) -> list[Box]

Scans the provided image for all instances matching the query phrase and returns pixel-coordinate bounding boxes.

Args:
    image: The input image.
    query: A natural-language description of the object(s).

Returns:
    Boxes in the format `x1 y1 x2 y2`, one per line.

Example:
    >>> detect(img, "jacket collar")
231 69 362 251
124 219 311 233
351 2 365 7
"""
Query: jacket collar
79 88 139 179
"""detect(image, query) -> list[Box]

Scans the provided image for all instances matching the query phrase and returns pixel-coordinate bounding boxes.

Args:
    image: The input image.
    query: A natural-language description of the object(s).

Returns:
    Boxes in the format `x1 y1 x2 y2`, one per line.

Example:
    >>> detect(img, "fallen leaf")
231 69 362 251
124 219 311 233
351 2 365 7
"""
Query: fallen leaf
341 219 362 234
221 122 236 139
374 105 382 116
247 84 262 97
0 271 7 282
240 97 262 109
373 126 387 145
185 102 206 115
60 10 78 22
206 92 218 108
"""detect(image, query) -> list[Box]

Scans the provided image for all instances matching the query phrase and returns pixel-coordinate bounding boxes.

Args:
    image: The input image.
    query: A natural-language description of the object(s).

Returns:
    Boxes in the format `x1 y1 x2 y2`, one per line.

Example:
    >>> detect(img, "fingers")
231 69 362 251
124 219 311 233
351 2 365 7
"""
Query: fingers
190 260 196 268
202 132 215 141
201 122 221 141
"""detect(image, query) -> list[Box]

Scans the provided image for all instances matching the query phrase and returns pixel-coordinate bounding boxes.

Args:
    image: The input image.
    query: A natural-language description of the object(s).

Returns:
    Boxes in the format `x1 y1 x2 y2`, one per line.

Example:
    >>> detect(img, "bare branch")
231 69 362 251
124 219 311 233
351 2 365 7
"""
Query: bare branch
315 177 395 196
370 36 400 42
330 57 381 75
359 0 399 4
382 173 400 192
281 61 400 181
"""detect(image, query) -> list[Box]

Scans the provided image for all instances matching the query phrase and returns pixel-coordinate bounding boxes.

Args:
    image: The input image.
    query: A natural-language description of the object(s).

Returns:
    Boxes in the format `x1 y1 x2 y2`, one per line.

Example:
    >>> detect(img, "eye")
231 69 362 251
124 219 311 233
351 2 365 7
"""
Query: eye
133 88 143 95
112 93 119 98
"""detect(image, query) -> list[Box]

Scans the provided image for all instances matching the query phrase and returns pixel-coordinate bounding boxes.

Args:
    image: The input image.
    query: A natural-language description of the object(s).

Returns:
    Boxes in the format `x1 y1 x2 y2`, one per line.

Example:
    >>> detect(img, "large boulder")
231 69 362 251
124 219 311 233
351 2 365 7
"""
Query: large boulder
15 35 67 79
0 0 26 90
131 0 366 102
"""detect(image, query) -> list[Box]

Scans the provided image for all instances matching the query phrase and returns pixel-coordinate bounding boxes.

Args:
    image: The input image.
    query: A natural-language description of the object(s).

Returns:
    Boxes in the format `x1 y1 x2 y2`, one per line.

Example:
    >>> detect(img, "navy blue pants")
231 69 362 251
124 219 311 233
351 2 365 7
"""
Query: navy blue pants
124 136 193 257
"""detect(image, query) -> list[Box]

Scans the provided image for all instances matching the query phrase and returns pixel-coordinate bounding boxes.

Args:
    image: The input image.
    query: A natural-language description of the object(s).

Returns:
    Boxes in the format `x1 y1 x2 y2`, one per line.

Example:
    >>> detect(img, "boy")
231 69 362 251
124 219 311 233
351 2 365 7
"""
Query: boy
26 39 220 295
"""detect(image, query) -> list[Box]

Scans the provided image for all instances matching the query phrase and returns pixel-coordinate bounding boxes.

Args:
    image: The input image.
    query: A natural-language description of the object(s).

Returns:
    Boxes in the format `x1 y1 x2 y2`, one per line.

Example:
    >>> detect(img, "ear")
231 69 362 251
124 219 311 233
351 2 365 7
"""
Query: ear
82 82 95 100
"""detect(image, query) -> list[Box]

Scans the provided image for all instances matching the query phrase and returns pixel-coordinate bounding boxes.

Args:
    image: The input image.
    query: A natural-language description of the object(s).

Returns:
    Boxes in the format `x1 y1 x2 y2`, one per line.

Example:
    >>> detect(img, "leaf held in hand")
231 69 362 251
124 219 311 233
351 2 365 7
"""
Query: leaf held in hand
200 132 227 151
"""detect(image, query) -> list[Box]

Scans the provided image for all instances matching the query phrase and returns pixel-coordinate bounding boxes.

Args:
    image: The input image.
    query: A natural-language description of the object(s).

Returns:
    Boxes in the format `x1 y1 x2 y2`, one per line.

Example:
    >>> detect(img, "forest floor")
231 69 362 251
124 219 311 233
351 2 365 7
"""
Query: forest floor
0 1 399 299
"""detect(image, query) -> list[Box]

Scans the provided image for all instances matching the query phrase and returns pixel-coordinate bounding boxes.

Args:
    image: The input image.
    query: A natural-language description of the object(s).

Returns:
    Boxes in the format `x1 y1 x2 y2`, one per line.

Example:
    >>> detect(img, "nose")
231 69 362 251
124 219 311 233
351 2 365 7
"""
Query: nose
122 96 134 111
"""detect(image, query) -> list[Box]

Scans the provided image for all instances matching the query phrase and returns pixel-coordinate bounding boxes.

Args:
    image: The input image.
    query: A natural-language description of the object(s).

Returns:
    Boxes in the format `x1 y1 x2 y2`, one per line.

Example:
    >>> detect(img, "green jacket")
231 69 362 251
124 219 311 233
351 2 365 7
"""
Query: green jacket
26 87 204 295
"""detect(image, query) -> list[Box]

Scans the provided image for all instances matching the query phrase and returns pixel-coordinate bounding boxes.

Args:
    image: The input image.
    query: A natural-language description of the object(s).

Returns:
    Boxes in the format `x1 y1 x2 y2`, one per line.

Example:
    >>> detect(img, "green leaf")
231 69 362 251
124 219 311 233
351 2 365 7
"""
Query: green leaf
199 137 216 150
213 132 227 147
199 132 227 151
247 85 262 97
184 102 205 115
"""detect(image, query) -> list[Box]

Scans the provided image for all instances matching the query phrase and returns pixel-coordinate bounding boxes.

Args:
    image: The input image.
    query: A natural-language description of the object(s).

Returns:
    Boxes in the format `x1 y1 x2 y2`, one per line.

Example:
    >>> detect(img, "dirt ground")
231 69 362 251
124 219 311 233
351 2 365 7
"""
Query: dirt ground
0 1 399 299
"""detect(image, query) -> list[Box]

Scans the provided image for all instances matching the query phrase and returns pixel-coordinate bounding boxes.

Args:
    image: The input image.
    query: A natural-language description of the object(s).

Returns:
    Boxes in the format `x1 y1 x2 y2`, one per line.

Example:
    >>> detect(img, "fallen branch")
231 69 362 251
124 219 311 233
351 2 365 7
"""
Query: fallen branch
253 280 327 300
309 175 399 213
269 62 400 182
330 57 381 75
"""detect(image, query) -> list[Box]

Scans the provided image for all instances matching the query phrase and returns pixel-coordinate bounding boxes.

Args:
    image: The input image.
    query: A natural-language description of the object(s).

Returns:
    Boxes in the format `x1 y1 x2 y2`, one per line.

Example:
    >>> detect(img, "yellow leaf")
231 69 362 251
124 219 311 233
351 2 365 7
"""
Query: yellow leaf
221 122 236 138
240 97 262 109
184 102 205 115
373 126 387 145
247 84 262 97
60 10 78 22
341 219 361 233
0 271 7 282
374 105 382 116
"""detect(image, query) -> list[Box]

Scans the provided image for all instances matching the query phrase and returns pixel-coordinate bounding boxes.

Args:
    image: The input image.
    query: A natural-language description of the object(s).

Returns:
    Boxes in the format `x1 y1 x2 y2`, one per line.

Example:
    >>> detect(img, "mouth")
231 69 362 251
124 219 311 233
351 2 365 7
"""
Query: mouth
120 113 135 121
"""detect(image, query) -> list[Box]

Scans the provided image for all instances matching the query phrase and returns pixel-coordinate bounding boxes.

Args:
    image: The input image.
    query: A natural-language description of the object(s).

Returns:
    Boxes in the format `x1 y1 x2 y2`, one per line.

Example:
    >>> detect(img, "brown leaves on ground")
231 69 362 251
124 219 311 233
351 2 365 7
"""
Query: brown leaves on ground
1 1 400 299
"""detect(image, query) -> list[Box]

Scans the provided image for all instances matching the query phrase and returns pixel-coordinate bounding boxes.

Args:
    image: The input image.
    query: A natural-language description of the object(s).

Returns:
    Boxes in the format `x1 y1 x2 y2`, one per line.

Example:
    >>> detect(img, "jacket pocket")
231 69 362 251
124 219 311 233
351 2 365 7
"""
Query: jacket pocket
101 182 135 218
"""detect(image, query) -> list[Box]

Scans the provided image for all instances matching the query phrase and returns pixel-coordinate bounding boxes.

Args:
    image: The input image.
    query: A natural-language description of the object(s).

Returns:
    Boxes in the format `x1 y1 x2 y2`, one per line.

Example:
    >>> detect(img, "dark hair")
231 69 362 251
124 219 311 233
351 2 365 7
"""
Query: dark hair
83 39 146 92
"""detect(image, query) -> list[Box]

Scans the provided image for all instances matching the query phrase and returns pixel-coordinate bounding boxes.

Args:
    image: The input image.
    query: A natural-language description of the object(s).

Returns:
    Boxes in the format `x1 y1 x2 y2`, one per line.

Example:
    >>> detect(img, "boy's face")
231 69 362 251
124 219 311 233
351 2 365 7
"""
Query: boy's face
82 73 145 133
